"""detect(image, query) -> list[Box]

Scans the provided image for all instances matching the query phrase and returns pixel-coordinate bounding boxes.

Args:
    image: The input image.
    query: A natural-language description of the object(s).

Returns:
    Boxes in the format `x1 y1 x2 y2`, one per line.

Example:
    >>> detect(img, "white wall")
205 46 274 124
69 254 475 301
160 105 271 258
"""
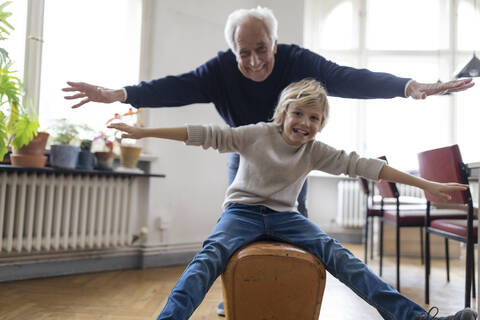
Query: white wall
136 1 339 251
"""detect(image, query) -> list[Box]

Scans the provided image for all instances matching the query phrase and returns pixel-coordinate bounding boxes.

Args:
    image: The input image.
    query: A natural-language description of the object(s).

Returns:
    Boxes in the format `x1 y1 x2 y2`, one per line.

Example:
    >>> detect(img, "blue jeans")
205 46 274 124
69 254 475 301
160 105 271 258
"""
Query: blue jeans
227 153 309 217
157 203 426 320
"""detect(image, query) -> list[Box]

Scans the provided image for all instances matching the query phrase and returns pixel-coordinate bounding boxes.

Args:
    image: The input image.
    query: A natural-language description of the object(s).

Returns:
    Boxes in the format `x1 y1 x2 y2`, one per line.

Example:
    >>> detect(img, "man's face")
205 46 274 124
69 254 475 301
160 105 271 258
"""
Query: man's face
233 18 277 82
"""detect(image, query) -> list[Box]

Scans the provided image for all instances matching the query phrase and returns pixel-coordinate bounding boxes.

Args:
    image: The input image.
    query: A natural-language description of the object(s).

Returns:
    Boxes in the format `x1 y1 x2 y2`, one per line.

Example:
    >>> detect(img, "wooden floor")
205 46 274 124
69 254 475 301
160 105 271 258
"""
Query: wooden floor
0 243 475 320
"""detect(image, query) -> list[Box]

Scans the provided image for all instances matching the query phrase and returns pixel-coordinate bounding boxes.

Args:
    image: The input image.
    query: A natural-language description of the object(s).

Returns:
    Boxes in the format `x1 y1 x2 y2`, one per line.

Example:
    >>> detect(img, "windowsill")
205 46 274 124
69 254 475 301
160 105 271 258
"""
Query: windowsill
0 164 165 178
108 153 158 162
137 153 158 162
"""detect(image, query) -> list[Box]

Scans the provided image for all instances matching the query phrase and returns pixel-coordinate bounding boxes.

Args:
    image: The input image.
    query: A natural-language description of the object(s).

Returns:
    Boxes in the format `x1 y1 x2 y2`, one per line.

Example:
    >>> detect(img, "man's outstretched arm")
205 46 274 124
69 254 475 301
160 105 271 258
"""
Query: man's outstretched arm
405 78 474 99
63 82 126 109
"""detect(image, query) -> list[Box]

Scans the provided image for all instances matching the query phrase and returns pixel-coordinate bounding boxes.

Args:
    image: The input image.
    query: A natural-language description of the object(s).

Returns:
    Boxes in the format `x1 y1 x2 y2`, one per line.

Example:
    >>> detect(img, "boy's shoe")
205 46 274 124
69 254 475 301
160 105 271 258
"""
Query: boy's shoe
216 301 225 317
414 307 477 320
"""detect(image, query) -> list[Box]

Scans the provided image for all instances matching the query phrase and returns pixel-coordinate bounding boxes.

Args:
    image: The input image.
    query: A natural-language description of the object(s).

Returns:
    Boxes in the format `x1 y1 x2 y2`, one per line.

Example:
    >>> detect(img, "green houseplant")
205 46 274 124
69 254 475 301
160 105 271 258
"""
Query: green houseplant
48 118 94 169
92 132 115 170
48 118 83 169
0 1 47 167
76 139 95 170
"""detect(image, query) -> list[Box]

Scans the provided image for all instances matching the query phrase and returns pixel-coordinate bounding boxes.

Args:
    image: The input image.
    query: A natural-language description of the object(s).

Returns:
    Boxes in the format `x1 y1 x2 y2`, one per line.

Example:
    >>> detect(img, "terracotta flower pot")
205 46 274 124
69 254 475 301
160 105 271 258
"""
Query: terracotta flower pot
120 145 142 168
11 132 49 168
10 154 47 168
14 132 49 156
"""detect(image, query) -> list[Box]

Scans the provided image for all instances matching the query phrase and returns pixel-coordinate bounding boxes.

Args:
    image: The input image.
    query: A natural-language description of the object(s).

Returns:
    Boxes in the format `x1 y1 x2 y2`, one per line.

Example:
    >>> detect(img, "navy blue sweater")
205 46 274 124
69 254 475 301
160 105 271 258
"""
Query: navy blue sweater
124 44 410 127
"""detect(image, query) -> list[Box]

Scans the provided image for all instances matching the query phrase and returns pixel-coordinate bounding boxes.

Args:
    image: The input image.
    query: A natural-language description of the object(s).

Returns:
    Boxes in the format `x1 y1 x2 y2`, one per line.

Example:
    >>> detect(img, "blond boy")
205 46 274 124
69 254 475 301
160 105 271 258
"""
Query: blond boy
109 79 475 320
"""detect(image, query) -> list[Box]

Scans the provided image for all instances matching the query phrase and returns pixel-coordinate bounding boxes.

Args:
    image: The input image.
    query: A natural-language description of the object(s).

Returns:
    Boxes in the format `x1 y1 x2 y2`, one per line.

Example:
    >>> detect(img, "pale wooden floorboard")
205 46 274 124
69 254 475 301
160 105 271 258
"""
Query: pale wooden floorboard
0 243 475 320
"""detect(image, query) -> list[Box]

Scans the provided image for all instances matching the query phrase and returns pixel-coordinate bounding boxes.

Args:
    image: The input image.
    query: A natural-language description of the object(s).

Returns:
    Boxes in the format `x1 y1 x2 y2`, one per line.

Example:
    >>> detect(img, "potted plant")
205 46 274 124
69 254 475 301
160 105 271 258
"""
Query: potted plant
119 143 142 169
9 114 49 167
92 132 115 170
76 139 96 170
106 108 143 170
0 2 47 167
48 118 82 169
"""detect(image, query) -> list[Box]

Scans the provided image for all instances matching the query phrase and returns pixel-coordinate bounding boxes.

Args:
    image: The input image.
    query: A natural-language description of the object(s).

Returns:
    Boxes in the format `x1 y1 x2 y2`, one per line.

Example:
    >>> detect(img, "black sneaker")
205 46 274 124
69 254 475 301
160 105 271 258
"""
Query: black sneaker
216 301 225 317
415 307 478 320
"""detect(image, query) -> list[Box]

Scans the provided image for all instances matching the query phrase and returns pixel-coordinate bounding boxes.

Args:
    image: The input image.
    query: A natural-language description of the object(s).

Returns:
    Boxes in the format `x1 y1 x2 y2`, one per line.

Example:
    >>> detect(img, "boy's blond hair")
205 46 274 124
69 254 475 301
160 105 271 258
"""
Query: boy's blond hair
272 79 329 131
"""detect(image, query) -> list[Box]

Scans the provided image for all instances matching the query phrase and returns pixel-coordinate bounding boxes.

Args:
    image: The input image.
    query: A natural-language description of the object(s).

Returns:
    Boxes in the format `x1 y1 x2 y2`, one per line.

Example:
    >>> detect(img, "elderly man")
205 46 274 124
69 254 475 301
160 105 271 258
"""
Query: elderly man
63 7 474 317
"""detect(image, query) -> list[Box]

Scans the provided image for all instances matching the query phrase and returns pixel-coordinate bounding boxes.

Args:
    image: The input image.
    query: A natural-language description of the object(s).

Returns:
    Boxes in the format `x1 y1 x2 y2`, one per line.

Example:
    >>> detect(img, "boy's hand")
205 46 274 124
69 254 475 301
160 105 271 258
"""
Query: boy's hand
424 181 469 200
108 122 144 139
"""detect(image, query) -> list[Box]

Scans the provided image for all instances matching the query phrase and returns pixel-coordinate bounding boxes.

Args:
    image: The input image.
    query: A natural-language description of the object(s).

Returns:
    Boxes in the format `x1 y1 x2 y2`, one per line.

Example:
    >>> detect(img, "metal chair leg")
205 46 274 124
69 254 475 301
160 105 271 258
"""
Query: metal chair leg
465 239 473 308
420 227 424 265
370 217 374 260
379 218 384 277
425 227 430 305
364 215 369 263
471 242 476 299
445 238 450 282
396 222 400 292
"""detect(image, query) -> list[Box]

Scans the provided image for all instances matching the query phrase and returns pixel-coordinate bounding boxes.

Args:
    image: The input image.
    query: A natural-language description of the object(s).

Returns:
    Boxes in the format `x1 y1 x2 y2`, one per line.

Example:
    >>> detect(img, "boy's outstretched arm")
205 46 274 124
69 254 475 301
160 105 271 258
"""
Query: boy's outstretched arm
378 164 469 200
108 122 188 142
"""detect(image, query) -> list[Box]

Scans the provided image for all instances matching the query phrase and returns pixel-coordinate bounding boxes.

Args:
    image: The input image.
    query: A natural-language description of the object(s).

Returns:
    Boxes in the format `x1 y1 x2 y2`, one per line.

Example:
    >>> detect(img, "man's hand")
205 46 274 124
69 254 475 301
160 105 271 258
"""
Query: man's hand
63 81 126 109
406 78 474 99
108 122 145 139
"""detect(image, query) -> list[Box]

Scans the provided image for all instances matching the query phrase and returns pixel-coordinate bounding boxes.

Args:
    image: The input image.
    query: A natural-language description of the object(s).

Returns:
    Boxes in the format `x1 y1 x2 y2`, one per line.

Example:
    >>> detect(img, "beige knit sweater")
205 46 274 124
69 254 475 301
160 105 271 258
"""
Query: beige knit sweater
186 122 385 212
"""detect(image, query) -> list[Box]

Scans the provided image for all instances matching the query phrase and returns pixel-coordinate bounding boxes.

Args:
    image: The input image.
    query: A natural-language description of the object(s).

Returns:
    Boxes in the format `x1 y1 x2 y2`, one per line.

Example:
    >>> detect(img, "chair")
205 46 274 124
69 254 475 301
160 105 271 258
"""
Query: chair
418 144 477 307
221 241 326 320
359 177 384 264
376 156 467 292
359 176 426 266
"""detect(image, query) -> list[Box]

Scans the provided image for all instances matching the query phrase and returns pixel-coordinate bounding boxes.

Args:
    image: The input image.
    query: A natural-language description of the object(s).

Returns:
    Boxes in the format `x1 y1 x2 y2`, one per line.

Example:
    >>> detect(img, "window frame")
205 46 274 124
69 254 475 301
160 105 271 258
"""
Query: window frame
21 0 149 116
304 0 476 166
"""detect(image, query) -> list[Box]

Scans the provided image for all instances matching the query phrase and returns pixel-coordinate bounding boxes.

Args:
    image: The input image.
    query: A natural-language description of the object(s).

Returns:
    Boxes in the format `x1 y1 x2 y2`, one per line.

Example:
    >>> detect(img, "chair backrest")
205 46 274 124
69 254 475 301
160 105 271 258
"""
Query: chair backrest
358 177 369 195
375 156 399 198
417 144 468 204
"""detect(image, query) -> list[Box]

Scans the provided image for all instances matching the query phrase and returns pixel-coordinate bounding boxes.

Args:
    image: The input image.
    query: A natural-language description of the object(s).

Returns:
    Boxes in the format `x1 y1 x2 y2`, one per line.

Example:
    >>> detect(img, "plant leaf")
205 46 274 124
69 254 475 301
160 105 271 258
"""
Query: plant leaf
11 113 39 150
0 110 7 159
0 1 13 41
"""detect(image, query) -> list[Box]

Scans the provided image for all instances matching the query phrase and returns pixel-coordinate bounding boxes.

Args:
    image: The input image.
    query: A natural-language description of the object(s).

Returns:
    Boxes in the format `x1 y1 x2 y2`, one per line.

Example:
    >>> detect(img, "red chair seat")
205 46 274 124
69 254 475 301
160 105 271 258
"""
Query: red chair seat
373 195 426 206
430 219 478 239
367 207 383 217
368 204 427 217
383 208 467 226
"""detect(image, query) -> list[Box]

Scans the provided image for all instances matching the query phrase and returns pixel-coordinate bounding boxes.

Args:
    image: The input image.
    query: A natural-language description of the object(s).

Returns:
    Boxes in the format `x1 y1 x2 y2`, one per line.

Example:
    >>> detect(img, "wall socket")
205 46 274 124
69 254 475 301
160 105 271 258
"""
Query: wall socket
154 217 166 230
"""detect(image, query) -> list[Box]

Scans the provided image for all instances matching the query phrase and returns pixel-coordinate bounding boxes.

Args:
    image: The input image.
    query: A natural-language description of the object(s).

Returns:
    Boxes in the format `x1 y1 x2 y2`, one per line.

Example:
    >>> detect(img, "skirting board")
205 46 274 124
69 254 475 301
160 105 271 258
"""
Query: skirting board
0 247 198 283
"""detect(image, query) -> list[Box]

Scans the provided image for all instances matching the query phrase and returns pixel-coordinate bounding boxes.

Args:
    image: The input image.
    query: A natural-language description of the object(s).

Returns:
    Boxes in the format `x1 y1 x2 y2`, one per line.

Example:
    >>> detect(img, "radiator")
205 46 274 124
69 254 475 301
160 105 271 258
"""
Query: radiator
336 179 363 228
0 171 136 254
336 179 424 228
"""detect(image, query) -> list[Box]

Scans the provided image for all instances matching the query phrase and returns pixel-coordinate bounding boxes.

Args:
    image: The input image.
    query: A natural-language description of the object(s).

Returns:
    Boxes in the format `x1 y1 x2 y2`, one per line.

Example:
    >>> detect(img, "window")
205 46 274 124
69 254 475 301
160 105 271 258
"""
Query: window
2 1 27 86
304 0 362 153
458 1 480 51
366 0 449 51
320 1 356 50
6 0 142 139
305 0 480 169
38 0 142 137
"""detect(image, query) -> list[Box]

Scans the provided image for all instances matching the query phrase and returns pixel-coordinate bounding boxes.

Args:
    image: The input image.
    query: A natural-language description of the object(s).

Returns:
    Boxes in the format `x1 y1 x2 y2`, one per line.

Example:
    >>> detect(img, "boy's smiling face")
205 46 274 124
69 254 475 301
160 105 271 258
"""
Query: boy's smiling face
281 103 324 147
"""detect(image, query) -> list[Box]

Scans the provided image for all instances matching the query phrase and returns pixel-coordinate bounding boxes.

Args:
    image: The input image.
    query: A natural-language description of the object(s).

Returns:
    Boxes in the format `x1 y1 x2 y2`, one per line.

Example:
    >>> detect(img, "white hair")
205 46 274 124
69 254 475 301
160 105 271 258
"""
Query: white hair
224 6 278 53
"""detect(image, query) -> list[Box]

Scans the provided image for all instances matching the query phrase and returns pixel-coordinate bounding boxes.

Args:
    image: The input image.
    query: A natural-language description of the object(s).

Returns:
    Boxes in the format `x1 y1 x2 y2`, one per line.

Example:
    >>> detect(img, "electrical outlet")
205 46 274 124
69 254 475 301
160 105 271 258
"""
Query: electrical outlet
154 217 164 230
